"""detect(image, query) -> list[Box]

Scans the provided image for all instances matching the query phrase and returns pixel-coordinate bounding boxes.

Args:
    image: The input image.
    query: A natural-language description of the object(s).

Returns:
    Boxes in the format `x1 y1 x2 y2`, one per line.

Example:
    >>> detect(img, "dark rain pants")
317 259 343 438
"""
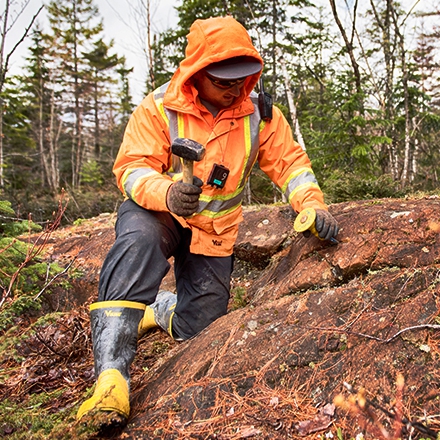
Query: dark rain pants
98 199 233 340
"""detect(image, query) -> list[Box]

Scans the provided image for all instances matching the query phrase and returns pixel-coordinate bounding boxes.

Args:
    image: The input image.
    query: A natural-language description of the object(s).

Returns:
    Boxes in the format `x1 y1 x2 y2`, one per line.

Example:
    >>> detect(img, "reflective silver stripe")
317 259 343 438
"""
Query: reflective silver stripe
153 82 169 101
288 182 321 205
153 83 182 173
284 169 320 201
123 168 159 199
154 82 179 140
164 108 179 141
165 109 182 173
198 189 245 214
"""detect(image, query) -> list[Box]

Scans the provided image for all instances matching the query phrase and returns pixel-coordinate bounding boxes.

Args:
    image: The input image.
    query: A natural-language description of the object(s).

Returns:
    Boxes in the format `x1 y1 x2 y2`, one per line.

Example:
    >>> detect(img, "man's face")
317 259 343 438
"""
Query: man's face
194 71 247 109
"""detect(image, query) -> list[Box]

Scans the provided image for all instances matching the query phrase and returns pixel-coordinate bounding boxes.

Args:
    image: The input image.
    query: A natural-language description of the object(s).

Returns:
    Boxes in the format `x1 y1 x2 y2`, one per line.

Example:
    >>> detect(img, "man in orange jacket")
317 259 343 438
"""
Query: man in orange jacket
77 16 338 430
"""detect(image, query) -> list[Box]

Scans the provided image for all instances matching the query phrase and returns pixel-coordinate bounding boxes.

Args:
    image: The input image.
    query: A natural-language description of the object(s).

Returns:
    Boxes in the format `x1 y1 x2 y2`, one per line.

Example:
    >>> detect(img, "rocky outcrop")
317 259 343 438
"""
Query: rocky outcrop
31 197 440 438
122 197 440 439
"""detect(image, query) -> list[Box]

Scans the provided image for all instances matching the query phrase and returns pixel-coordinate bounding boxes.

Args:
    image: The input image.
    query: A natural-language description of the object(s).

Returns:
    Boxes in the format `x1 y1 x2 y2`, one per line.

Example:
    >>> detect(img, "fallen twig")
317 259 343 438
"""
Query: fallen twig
34 258 76 300
303 323 440 343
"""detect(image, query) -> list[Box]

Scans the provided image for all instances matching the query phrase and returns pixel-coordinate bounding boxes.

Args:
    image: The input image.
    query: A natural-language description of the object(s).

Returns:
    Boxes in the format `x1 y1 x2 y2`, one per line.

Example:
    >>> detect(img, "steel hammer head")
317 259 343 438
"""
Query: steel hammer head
171 138 205 162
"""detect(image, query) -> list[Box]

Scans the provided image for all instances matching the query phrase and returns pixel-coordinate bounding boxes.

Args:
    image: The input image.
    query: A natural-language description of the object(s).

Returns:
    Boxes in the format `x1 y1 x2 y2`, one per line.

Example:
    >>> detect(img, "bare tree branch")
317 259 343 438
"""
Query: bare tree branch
3 4 44 82
303 323 440 343
328 0 362 95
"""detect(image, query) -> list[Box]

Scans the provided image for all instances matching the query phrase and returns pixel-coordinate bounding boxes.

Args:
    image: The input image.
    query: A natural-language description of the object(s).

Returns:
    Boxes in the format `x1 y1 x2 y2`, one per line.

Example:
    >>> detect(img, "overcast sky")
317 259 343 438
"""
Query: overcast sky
5 0 179 102
97 0 178 100
4 0 438 103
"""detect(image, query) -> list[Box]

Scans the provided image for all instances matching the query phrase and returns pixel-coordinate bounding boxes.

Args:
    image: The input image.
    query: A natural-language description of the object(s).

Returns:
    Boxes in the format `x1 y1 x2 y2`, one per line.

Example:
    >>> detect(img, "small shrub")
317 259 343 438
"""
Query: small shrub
0 202 67 334
0 295 42 334
322 172 404 203
80 160 105 186
231 286 248 310
0 199 42 237
0 390 76 439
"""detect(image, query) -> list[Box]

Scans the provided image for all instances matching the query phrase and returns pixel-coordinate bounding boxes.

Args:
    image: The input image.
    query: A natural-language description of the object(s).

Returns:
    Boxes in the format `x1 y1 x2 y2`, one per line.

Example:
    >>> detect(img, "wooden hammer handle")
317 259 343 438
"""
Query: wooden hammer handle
182 159 194 184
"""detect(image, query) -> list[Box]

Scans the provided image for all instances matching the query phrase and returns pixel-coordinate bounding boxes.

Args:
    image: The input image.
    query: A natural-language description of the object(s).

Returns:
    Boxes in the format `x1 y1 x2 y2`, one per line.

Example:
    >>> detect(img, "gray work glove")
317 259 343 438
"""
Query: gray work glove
315 209 339 241
166 177 203 217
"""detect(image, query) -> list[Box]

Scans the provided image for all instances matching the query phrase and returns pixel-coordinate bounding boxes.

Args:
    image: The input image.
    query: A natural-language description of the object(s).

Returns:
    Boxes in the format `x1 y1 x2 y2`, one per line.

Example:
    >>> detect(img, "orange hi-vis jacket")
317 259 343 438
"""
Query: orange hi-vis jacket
113 16 327 257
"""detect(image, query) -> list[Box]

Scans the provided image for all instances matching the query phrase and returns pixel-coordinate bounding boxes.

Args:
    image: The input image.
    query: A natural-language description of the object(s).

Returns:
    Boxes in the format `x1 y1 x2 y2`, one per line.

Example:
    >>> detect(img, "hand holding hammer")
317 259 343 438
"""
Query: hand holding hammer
166 138 206 217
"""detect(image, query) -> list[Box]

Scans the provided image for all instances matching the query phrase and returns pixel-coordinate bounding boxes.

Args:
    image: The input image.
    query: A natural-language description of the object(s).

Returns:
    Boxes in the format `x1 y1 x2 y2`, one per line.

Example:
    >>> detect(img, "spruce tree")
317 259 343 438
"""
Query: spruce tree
1 77 34 193
46 0 103 188
20 27 61 194
83 38 120 160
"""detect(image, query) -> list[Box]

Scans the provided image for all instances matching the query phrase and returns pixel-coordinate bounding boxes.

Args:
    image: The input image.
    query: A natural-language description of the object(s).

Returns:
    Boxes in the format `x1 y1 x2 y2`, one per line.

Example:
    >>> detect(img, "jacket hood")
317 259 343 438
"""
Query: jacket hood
163 16 263 112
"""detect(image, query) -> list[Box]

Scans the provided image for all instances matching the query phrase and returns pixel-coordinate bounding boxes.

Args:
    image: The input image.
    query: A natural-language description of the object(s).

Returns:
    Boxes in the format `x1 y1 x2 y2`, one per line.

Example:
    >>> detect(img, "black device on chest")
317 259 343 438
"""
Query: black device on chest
207 163 230 189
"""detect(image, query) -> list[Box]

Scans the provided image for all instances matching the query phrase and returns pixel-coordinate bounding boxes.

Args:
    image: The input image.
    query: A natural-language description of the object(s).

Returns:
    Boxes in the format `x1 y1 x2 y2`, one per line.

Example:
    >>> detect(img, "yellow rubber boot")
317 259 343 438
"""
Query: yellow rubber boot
76 301 145 428
138 291 177 338
76 369 129 421
138 306 157 338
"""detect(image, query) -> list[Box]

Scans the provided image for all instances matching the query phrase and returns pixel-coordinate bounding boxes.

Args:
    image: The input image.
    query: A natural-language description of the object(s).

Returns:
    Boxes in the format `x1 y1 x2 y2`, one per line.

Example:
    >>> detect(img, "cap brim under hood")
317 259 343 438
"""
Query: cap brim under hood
205 56 262 80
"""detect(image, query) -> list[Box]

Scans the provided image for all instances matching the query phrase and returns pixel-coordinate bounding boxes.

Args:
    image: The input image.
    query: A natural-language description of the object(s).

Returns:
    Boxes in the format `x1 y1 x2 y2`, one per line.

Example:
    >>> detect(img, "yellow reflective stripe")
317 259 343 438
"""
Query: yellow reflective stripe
168 311 174 337
131 173 154 201
288 182 321 204
168 304 176 337
170 172 183 182
123 168 160 201
177 112 185 137
156 98 169 127
198 202 241 219
239 116 252 185
281 167 315 193
198 187 244 210
199 190 240 203
90 301 146 311
121 169 132 197
259 120 267 132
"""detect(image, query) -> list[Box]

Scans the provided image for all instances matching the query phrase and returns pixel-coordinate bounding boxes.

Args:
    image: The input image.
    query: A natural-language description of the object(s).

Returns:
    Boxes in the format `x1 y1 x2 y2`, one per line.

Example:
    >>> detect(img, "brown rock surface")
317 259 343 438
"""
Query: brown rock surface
8 197 440 439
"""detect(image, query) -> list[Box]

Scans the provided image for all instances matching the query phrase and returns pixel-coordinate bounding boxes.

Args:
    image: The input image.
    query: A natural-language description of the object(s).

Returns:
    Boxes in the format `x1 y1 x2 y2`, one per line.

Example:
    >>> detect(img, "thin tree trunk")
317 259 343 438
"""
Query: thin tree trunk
0 0 10 189
38 73 48 187
329 0 362 96
392 5 411 187
93 71 100 159
48 88 61 192
411 135 418 182
370 0 400 179
146 0 155 90
276 47 305 151
271 0 277 99
72 0 83 188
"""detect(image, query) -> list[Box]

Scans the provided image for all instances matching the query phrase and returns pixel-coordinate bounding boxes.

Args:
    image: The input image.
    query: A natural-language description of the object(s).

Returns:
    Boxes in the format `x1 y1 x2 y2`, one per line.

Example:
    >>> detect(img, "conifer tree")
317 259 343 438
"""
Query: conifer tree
0 1 43 190
1 77 34 193
410 19 440 187
115 59 134 153
46 0 103 188
83 38 120 160
21 27 61 194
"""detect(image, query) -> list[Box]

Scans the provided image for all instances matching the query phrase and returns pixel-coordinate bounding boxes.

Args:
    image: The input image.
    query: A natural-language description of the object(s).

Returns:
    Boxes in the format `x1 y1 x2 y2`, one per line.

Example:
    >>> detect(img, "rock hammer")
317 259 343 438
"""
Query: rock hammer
171 138 206 184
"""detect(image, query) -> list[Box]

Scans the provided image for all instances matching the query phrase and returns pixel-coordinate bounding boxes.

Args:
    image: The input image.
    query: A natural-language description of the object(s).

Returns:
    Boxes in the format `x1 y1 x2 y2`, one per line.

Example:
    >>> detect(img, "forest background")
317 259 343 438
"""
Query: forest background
0 0 440 226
